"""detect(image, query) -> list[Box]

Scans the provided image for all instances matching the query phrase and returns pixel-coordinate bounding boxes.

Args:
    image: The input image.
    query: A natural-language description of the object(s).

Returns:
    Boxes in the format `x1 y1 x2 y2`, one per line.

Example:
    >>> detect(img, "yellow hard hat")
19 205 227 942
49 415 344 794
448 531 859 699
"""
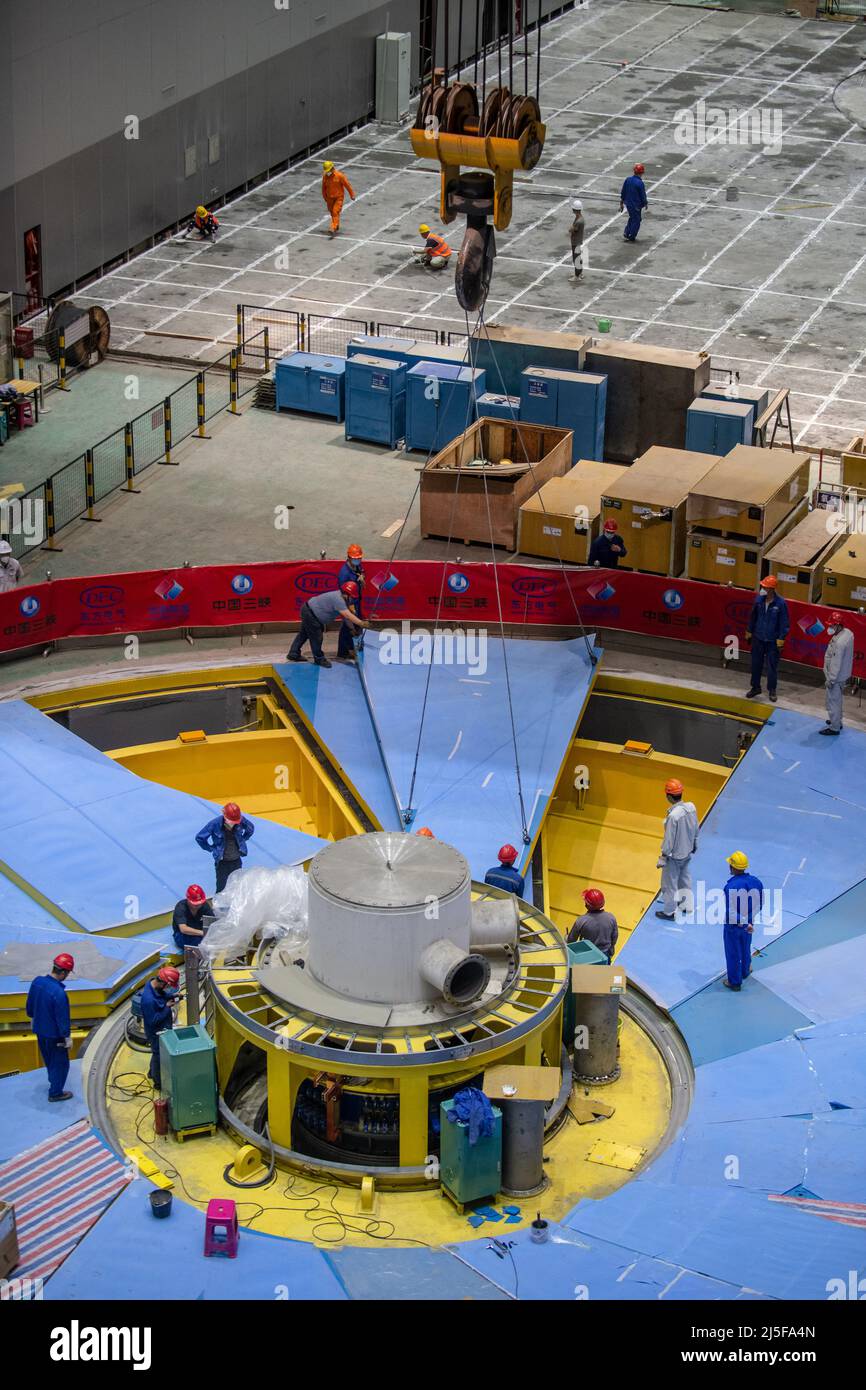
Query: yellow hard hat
196 205 207 218
419 223 431 236
727 851 749 871
322 161 334 173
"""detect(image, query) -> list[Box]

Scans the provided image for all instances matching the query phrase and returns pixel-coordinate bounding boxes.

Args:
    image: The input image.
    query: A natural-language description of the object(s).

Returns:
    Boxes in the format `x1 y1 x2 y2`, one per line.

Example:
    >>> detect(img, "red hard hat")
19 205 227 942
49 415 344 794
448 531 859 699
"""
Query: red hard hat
158 966 180 987
415 826 435 837
53 953 75 972
341 580 359 599
186 884 207 905
665 778 684 796
347 544 363 560
829 611 844 626
760 575 777 589
633 163 645 175
583 887 605 910
223 802 242 824
498 844 518 864
603 519 618 533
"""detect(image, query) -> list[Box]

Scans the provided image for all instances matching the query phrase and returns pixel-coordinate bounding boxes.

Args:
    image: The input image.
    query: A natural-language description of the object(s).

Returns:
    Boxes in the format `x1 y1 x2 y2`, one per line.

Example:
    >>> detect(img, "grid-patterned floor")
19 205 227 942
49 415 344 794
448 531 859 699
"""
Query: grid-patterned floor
71 1 866 449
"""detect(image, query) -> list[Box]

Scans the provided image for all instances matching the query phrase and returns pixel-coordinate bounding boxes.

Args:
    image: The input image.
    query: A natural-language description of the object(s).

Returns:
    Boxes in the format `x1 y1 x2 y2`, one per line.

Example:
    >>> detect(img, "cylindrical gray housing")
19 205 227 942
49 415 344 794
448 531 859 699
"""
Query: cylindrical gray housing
572 993 621 1084
306 832 472 1004
501 1099 546 1196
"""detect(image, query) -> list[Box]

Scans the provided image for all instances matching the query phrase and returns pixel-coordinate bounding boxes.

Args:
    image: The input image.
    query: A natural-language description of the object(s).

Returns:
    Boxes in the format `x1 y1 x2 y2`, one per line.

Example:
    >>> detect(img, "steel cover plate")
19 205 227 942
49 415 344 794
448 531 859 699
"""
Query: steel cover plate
309 832 469 910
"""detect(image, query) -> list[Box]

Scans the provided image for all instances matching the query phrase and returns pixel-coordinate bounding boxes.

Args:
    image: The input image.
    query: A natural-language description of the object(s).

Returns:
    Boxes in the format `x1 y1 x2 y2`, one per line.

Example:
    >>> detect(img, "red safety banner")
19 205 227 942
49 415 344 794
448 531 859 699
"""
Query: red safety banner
1 561 864 677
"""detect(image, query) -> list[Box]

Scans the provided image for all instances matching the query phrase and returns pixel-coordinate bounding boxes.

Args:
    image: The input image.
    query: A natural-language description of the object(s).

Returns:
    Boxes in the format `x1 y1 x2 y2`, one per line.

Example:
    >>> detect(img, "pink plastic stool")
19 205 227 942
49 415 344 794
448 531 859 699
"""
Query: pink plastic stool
14 400 34 428
203 1198 239 1258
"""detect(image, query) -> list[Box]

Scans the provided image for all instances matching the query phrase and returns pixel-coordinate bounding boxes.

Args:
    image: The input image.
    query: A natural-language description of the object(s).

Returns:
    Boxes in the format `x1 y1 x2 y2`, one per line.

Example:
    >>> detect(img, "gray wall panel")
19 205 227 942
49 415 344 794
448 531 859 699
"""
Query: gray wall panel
100 136 129 267
42 163 77 293
73 147 103 280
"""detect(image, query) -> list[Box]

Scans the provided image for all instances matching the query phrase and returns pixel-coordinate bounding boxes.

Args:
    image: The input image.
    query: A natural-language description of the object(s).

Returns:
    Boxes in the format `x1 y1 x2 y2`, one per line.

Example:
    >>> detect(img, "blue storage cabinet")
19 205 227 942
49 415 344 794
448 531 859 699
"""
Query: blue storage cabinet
700 384 768 439
345 354 408 448
439 1098 503 1207
476 392 520 421
275 351 346 420
405 361 486 453
685 399 753 455
520 366 607 462
347 336 417 366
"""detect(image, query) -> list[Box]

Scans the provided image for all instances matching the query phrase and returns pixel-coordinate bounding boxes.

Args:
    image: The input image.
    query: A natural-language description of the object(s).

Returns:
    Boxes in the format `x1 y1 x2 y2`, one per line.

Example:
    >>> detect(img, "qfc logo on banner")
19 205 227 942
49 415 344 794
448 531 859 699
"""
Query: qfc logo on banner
20 595 40 618
662 588 685 612
447 572 470 594
231 574 253 596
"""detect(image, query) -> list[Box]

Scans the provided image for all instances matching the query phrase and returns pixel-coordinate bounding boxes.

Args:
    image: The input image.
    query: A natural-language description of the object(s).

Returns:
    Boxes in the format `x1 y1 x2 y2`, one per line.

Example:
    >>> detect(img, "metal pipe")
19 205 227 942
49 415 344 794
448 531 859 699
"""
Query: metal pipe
418 938 490 1005
470 896 519 949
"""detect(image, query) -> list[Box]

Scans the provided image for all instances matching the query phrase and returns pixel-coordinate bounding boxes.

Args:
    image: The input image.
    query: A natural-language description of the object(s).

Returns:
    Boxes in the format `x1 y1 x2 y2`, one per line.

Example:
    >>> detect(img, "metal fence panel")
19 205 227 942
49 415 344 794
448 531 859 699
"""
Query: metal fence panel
241 306 300 360
131 404 165 474
202 360 232 421
4 485 47 559
170 376 199 445
51 457 88 530
306 314 368 358
376 321 440 344
91 429 127 501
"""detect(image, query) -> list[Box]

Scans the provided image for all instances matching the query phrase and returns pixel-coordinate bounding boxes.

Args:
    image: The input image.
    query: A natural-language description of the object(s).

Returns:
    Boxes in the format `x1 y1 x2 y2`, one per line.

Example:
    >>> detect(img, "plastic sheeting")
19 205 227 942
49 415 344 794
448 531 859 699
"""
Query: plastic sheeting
198 864 308 965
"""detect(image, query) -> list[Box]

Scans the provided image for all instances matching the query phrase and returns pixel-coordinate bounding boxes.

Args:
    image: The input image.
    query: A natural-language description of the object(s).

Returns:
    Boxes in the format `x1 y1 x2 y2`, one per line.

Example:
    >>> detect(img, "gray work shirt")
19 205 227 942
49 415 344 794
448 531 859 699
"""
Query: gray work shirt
0 558 22 593
661 801 699 859
309 589 349 625
568 910 618 958
824 627 854 684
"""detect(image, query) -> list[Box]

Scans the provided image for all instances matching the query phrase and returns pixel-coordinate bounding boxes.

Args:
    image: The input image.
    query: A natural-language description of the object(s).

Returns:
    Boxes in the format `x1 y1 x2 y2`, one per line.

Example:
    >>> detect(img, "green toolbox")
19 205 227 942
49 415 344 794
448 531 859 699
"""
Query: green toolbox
439 1098 502 1209
159 1025 218 1132
562 938 609 1045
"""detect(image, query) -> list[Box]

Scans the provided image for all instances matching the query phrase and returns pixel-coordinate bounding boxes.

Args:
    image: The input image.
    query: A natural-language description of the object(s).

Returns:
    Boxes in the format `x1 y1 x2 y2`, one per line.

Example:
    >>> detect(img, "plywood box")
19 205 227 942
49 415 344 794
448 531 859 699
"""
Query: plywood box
822 535 866 611
583 339 711 462
420 418 573 549
518 460 629 563
686 498 807 586
764 507 848 604
841 436 866 490
601 445 721 576
686 444 811 542
470 323 589 396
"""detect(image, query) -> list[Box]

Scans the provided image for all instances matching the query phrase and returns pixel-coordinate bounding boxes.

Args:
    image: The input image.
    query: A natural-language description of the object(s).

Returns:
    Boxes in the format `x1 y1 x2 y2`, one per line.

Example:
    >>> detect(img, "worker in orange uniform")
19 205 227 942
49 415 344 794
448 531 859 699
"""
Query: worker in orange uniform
413 224 452 269
322 161 355 237
186 205 219 241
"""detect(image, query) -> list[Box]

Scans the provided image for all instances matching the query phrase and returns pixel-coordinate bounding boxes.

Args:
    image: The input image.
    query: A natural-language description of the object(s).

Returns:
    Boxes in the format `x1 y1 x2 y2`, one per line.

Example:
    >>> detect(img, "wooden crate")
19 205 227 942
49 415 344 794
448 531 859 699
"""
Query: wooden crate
764 507 848 604
686 497 807 586
822 534 866 611
841 435 866 490
470 323 589 396
583 339 711 462
420 418 573 549
601 445 721 576
518 460 629 564
686 444 811 542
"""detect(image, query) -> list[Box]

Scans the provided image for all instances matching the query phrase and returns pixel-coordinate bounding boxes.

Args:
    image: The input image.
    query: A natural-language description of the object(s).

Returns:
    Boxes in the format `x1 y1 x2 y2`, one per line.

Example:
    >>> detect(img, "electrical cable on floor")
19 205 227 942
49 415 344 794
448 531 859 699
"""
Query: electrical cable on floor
222 1120 277 1190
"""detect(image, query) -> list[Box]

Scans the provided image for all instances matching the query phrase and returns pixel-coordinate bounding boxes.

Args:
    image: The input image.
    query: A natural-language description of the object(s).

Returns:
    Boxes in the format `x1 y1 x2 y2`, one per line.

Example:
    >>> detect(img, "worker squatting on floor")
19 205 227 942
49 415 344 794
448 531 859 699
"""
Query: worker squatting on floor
196 802 255 893
589 518 627 567
413 223 452 270
287 580 370 669
25 954 75 1101
655 778 699 920
185 205 219 241
621 164 648 242
722 851 764 991
321 161 355 236
336 544 366 660
0 539 22 592
821 611 855 736
484 844 525 896
746 575 789 704
568 888 618 963
569 201 585 278
140 968 181 1088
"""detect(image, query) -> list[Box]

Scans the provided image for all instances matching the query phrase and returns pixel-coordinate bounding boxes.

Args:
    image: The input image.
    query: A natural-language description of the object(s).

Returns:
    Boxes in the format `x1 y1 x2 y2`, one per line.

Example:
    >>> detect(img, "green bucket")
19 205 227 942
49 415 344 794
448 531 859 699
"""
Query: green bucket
597 318 612 334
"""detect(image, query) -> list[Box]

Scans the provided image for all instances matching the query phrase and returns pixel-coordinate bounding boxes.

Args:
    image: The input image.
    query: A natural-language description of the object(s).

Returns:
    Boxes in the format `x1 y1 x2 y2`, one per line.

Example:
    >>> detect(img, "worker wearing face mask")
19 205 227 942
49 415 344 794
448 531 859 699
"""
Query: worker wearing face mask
820 610 855 736
745 575 789 704
196 802 255 893
0 539 23 592
336 544 366 661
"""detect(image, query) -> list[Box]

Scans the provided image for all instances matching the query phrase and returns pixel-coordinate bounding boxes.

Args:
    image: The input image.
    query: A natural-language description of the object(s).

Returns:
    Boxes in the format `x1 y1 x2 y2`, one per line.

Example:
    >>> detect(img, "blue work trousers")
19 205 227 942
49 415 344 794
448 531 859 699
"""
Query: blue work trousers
37 1034 70 1098
624 208 642 240
751 638 779 693
723 924 752 987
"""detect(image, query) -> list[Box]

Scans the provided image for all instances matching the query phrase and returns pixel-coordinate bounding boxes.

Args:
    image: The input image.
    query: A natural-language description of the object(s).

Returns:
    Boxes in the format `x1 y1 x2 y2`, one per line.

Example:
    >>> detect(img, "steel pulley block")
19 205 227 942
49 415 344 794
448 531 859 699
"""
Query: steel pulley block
455 221 497 313
444 82 479 136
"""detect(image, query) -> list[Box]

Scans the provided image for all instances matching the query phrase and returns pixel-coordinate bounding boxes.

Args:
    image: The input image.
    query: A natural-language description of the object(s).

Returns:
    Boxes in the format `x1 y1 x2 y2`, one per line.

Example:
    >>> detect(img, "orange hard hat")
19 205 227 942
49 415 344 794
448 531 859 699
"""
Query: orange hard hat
498 844 518 864
583 887 605 910
634 163 645 175
223 802 242 824
53 953 75 971
665 778 683 796
415 826 434 837
760 575 777 589
347 544 363 559
158 966 180 987
186 884 207 905
603 519 618 533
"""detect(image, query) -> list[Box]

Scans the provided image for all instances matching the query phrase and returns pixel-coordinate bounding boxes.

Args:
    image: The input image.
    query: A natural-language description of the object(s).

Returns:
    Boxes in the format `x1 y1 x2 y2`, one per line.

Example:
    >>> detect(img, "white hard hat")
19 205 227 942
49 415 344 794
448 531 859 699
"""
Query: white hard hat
572 199 583 212
0 540 12 556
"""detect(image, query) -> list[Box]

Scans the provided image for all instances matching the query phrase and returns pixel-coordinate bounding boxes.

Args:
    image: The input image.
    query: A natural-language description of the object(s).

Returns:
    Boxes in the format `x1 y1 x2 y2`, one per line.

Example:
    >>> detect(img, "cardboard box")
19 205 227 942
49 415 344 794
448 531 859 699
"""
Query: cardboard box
583 339 711 462
764 507 848 604
822 535 866 611
686 444 811 542
686 498 807 586
518 460 629 563
841 435 866 490
420 418 573 549
601 445 721 576
0 1201 20 1280
571 964 627 995
482 1065 561 1102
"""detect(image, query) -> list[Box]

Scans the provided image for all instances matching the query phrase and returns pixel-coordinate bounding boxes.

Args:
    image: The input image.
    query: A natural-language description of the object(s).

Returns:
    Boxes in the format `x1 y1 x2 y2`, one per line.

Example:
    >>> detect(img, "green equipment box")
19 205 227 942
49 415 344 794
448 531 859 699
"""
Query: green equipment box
439 1098 502 1207
562 938 609 1044
159 1024 217 1131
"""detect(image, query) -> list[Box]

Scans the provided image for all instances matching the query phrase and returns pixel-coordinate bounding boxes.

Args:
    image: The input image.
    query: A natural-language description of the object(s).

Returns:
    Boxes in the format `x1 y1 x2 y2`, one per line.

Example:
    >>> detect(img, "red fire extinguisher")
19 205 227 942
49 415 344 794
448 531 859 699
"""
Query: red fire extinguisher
153 1097 169 1136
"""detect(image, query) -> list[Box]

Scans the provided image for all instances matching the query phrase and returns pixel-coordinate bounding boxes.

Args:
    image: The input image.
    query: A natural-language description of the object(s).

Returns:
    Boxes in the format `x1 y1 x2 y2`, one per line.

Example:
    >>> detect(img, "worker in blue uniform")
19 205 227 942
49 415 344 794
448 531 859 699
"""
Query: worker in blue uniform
620 163 648 242
589 518 627 568
336 543 366 661
196 801 255 893
26 952 75 1101
722 851 763 991
484 844 525 896
140 967 181 1088
745 575 789 703
172 884 214 953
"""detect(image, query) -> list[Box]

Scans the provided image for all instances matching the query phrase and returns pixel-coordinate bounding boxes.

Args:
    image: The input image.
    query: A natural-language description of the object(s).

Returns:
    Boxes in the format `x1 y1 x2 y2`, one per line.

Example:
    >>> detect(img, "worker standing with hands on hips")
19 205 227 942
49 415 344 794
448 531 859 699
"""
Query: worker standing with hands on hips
287 581 369 669
26 953 75 1102
569 199 586 278
172 884 214 953
589 519 627 568
568 888 618 962
821 610 854 736
722 851 764 991
484 844 525 897
414 224 452 269
746 575 789 703
0 539 23 592
656 778 699 920
336 544 366 661
620 164 648 243
321 161 355 237
196 802 255 893
140 967 181 1089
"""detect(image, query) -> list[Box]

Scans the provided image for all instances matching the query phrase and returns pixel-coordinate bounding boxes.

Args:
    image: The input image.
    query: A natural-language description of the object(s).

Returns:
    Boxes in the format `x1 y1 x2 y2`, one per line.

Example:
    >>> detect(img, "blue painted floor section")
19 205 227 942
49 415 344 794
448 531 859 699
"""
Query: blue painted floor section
0 923 159 997
0 874 66 932
0 700 325 933
0 1064 88 1163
